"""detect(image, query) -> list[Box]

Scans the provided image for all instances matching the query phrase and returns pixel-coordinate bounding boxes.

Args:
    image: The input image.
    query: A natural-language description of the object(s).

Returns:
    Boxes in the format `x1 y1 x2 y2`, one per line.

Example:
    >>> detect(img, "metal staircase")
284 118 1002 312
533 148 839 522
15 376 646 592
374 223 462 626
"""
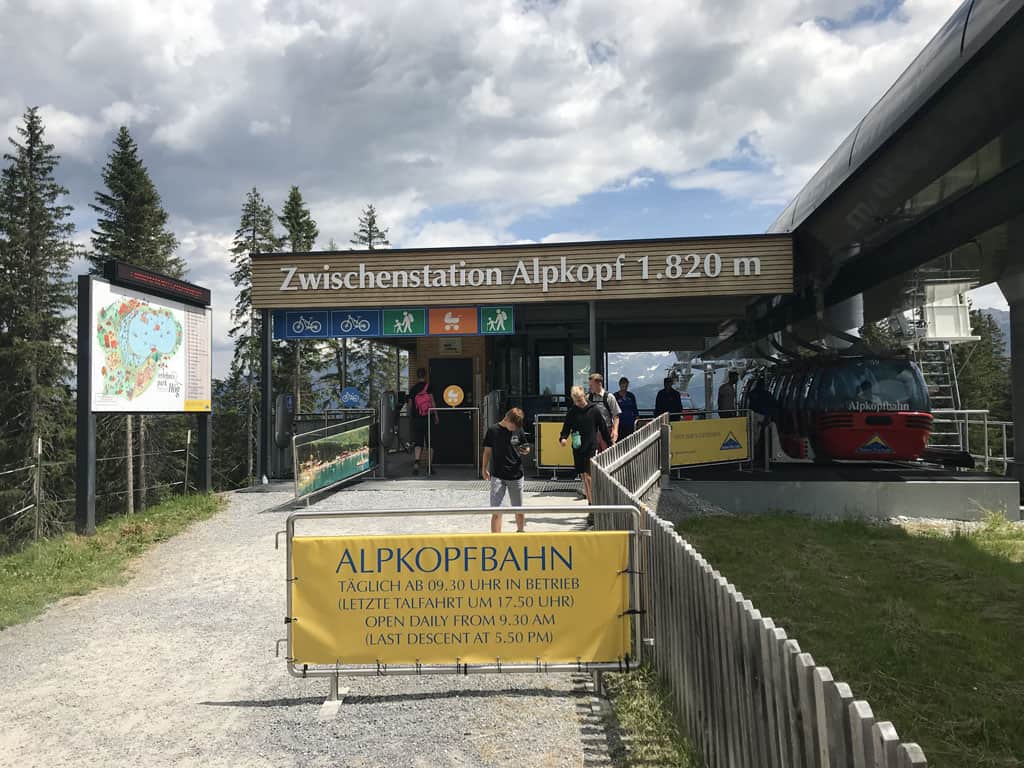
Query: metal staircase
916 340 964 449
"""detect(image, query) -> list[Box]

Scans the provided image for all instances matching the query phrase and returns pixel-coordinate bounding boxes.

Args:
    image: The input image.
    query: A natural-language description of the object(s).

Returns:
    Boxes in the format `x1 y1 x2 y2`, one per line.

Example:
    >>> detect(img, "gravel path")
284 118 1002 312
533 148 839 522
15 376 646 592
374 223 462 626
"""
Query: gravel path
0 479 620 768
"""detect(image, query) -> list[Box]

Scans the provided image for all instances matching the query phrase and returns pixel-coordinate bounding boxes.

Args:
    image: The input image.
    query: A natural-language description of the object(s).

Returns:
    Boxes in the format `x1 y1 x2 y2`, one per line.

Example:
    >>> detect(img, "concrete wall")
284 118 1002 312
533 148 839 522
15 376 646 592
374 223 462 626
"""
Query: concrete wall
677 479 1021 522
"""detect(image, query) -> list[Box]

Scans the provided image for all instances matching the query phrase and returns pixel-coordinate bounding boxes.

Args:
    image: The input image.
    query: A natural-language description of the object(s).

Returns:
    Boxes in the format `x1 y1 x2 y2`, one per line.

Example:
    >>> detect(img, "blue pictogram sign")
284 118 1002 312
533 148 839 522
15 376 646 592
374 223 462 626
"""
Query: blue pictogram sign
340 387 367 408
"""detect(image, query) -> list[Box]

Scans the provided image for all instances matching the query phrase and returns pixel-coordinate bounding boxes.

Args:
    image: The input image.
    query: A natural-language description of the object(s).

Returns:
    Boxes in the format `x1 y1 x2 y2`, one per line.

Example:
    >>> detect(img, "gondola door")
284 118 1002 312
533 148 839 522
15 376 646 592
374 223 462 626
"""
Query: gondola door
429 358 474 465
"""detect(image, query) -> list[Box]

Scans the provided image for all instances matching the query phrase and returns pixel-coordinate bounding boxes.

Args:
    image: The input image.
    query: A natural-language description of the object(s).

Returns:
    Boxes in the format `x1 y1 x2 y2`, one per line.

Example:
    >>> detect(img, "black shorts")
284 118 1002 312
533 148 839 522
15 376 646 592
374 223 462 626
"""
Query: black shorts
573 447 596 474
411 417 430 448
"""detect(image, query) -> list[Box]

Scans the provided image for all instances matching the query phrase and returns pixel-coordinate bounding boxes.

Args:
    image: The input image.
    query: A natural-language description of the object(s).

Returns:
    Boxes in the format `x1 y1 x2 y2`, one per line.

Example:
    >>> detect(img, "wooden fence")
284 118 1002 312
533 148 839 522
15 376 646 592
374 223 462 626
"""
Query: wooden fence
591 416 929 767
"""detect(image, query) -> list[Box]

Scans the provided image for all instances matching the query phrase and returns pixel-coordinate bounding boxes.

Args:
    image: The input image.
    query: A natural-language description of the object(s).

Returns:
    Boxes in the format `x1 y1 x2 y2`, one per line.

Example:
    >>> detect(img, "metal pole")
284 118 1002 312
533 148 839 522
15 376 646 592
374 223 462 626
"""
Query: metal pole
260 308 273 482
197 414 212 493
589 300 598 375
75 276 97 536
659 422 671 488
33 436 42 540
984 412 990 473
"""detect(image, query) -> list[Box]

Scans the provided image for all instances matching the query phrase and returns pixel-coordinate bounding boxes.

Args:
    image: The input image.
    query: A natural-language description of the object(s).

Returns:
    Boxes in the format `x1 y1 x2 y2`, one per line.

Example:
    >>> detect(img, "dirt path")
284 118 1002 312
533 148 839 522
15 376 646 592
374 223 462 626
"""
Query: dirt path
0 480 619 768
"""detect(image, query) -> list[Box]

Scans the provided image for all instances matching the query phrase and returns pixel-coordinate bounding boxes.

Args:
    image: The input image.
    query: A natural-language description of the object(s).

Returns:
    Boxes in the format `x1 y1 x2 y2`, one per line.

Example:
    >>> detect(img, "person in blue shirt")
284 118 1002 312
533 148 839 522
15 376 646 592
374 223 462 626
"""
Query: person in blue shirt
613 377 639 440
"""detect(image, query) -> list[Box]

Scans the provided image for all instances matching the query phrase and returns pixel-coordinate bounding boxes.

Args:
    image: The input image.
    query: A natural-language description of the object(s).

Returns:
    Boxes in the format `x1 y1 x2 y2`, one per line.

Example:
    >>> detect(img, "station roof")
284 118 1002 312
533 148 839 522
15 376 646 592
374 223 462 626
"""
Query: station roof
710 0 1024 355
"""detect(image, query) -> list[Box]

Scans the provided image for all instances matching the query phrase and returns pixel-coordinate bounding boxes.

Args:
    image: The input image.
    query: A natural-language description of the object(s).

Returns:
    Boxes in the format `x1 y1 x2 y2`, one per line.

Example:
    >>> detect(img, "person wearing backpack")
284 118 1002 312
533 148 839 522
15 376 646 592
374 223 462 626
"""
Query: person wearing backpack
408 368 438 475
559 386 612 504
587 372 620 450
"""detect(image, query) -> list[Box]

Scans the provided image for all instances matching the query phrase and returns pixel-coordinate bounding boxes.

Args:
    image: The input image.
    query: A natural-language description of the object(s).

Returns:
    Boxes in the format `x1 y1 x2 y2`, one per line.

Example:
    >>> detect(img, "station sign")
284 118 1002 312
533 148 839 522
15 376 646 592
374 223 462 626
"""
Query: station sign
251 235 793 309
272 306 514 340
289 531 631 665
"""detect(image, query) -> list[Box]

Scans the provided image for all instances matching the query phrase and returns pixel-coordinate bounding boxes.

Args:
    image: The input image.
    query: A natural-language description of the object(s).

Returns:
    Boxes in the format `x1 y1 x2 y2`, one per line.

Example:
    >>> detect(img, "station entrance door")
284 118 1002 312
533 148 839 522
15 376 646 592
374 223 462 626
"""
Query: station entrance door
429 357 475 465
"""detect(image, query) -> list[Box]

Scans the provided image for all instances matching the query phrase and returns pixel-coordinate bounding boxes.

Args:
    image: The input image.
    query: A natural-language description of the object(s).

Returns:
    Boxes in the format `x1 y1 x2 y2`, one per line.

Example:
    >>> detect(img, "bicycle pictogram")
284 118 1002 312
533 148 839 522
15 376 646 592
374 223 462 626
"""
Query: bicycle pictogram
338 313 371 333
291 315 323 334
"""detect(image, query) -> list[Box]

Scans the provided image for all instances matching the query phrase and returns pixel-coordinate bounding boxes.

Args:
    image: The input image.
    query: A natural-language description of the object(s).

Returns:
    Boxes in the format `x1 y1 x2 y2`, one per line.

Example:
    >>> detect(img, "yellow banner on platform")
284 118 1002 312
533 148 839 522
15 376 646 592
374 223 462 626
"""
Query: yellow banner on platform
670 416 749 467
536 420 575 468
290 532 631 665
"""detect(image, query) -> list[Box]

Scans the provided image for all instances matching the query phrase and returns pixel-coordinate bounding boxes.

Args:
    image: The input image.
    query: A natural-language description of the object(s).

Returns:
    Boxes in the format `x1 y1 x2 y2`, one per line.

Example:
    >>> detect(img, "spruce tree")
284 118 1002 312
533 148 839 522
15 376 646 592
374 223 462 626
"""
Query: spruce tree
0 107 76 541
351 203 390 249
88 126 183 514
88 126 183 276
278 186 323 412
351 204 392 402
229 188 281 483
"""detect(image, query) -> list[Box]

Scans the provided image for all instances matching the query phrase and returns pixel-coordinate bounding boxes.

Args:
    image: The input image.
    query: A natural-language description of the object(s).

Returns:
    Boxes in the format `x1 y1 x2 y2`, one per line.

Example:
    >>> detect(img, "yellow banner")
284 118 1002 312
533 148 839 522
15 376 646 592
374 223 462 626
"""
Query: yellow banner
670 416 749 467
290 532 631 665
536 420 575 468
183 399 211 412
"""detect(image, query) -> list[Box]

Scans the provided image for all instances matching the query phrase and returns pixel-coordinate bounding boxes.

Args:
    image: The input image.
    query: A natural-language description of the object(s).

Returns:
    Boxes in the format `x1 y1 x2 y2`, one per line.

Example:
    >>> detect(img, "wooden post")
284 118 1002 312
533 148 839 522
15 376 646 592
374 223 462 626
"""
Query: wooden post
183 429 192 493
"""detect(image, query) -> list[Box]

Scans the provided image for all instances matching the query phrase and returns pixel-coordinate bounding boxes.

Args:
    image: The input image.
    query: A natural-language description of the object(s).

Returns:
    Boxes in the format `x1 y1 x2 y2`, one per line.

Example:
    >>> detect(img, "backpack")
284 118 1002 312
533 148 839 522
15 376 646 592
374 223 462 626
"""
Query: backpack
414 388 433 417
590 391 615 429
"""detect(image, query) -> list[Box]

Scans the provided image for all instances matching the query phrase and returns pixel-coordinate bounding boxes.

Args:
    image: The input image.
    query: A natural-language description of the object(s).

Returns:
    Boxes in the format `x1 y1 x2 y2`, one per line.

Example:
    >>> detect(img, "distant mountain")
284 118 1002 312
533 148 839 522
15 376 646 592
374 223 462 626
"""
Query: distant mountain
607 351 677 409
982 307 1010 356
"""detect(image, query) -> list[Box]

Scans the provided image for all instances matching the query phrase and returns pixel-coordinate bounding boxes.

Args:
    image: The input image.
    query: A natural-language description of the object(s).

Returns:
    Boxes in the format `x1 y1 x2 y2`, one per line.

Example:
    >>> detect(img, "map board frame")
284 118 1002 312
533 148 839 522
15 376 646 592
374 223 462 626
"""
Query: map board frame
89 277 213 414
76 263 214 535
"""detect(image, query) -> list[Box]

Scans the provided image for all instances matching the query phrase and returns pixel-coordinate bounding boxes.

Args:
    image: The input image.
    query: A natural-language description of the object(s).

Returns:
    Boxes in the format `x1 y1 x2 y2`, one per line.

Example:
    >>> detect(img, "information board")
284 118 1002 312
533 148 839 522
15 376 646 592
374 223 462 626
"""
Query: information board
669 416 749 467
90 278 212 413
290 531 631 665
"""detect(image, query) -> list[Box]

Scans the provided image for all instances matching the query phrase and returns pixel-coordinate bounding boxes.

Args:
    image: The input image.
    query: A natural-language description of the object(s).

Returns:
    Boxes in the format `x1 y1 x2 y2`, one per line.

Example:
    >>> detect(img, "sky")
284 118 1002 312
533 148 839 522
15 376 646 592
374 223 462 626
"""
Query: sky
1 0 1006 377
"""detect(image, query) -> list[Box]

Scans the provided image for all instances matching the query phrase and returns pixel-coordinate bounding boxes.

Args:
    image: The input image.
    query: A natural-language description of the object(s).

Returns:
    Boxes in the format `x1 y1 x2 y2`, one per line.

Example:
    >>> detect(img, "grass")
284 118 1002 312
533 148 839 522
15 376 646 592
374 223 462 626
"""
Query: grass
603 664 702 767
0 493 224 629
676 513 1024 768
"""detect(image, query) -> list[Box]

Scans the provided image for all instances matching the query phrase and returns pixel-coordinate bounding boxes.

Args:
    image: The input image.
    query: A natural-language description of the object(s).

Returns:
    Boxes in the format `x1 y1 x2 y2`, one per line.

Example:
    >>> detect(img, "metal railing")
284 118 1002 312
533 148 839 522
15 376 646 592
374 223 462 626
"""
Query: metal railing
590 417 930 767
932 408 1014 474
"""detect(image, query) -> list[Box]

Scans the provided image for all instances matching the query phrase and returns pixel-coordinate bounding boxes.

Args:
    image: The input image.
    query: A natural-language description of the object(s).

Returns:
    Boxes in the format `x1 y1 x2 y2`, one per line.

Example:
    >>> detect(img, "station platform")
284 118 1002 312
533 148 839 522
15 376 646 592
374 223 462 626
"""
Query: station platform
671 464 1021 522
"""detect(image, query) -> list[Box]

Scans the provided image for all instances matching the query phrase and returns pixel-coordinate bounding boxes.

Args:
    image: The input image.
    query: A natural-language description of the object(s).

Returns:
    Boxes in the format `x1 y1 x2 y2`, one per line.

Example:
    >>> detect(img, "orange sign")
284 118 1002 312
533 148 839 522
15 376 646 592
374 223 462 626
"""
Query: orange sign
443 385 465 407
428 307 478 335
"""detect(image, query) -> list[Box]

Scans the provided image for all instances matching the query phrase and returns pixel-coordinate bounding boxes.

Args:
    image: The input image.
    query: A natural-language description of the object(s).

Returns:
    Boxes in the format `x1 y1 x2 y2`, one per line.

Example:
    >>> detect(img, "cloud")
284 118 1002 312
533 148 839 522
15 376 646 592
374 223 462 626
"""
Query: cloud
0 0 965 375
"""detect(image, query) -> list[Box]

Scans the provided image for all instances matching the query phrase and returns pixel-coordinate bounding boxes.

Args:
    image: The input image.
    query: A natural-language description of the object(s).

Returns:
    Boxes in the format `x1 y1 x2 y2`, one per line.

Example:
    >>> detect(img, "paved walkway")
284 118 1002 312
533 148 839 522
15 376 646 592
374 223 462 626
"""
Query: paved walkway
0 478 622 768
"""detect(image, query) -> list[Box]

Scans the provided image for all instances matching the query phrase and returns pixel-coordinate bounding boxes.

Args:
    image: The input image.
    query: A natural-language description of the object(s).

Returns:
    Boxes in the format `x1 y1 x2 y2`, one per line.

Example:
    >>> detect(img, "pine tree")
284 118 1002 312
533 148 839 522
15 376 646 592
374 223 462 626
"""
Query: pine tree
229 188 281 483
0 107 76 542
88 126 183 276
351 203 390 249
278 186 323 413
351 204 393 402
88 126 184 514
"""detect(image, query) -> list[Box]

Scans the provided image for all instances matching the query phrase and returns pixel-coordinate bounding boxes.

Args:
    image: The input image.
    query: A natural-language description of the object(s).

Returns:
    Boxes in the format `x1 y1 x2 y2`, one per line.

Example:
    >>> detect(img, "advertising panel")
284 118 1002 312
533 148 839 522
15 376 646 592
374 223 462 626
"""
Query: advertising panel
290 531 631 665
295 423 376 497
91 278 212 413
669 416 749 467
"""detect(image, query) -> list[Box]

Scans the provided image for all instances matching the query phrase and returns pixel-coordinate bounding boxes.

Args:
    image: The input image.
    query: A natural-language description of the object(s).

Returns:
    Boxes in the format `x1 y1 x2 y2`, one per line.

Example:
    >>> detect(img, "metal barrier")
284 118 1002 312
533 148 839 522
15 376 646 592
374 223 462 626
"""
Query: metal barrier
590 417 930 767
292 414 379 501
277 506 645 698
427 407 480 475
932 408 1014 474
532 413 578 475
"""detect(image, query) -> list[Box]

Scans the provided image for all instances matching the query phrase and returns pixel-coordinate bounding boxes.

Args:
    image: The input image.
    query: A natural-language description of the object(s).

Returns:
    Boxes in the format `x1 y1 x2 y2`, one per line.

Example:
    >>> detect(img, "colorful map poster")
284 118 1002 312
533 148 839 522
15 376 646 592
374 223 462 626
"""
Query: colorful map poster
90 278 212 413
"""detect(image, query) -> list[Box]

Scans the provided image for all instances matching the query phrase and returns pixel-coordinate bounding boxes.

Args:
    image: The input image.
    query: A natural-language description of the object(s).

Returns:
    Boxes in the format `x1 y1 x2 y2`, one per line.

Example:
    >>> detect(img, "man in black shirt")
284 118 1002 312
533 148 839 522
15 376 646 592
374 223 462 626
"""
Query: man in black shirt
654 377 683 420
482 407 530 533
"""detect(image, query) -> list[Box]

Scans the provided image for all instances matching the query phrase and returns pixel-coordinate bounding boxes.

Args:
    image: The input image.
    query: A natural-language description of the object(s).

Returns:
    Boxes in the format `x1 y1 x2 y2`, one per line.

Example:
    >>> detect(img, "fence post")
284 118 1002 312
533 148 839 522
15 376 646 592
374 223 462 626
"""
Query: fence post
33 436 42 540
183 429 192 494
660 422 671 488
